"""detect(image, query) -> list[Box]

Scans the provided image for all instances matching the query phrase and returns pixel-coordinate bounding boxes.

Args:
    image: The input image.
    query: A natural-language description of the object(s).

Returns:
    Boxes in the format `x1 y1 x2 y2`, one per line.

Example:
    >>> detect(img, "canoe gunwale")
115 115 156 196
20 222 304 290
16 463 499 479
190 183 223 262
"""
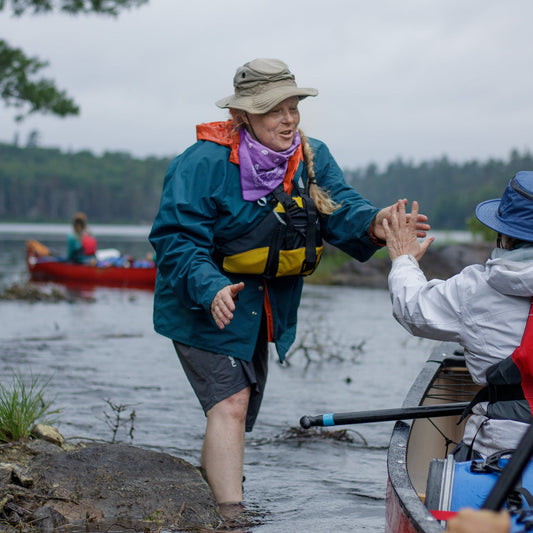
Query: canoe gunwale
387 421 443 533
386 342 464 533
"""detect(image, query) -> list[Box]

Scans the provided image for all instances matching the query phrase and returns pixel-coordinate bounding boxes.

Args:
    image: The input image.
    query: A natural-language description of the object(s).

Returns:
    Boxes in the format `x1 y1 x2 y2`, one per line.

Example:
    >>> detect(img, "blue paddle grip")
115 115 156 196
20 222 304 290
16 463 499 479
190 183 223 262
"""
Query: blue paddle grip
322 414 335 426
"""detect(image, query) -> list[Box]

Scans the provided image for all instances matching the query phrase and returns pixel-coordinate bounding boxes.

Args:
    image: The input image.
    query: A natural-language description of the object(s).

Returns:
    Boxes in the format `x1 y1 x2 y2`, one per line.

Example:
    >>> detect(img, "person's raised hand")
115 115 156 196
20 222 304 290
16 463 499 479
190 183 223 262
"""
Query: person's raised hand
373 199 430 241
210 282 245 329
382 200 434 262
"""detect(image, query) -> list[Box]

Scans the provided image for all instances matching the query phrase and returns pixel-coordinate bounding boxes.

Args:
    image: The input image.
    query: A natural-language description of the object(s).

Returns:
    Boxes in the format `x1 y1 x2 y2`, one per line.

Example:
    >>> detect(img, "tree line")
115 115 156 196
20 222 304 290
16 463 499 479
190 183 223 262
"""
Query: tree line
0 142 169 223
0 141 532 228
346 149 533 229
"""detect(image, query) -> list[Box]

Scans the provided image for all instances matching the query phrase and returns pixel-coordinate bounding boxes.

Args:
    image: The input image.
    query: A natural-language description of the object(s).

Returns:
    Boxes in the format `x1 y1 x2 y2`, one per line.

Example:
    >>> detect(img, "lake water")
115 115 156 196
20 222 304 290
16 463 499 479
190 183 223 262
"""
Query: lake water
0 224 445 532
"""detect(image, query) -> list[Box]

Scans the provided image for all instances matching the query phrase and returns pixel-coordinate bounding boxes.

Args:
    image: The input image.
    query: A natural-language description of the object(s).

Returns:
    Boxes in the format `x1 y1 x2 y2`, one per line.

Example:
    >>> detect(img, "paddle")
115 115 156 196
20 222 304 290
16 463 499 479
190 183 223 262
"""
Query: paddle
299 401 470 429
481 422 533 511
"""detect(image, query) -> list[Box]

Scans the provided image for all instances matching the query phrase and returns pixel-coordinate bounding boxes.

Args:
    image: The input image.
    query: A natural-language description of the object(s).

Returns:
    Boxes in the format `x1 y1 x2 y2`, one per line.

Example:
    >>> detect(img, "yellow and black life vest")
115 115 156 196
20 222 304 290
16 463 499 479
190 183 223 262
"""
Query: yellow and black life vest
215 185 323 278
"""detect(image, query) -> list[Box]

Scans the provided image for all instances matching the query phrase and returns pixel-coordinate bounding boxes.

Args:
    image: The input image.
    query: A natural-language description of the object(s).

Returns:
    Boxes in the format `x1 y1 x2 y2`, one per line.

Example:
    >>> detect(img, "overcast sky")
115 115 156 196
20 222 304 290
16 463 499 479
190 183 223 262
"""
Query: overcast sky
1 0 532 169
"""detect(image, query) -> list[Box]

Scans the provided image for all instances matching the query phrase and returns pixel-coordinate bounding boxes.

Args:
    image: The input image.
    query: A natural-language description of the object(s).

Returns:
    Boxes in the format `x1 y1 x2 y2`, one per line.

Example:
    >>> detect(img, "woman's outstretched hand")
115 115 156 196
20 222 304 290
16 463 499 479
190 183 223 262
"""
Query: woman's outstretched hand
210 282 245 329
382 200 434 262
373 199 430 241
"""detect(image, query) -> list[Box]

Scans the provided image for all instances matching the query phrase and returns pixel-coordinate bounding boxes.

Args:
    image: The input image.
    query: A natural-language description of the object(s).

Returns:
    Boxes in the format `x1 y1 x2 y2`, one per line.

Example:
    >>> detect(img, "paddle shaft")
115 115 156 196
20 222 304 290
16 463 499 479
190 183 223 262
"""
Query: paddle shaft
299 401 470 429
482 422 533 511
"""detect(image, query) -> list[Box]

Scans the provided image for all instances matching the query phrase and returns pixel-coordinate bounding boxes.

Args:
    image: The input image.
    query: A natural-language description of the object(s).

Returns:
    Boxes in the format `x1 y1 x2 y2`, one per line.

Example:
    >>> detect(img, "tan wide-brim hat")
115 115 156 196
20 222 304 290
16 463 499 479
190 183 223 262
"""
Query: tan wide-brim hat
216 58 318 114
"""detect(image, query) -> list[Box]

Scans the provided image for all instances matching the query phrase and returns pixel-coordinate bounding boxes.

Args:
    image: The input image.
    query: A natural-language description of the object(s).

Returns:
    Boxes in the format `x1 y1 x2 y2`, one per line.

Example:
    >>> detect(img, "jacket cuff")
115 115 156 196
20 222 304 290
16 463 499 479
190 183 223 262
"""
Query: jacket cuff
369 218 386 247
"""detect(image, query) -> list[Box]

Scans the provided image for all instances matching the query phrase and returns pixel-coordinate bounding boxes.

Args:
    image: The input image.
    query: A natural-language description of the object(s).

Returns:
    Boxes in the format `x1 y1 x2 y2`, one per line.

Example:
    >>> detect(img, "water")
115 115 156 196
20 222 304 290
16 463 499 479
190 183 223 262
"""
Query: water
0 224 440 532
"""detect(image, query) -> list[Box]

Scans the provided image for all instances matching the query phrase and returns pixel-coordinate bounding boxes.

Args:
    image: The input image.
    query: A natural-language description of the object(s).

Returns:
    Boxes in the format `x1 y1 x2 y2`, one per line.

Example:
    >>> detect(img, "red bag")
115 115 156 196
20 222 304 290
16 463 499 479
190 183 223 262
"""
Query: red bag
81 233 97 255
512 299 533 412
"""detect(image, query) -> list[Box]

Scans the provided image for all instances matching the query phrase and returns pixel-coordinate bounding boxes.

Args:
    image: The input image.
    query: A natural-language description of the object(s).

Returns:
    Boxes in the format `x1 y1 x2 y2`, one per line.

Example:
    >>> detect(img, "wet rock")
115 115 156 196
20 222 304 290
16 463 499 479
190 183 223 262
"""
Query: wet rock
11 464 32 487
28 506 68 532
0 283 69 302
0 463 12 484
25 438 64 455
0 494 14 515
0 441 222 531
3 500 31 524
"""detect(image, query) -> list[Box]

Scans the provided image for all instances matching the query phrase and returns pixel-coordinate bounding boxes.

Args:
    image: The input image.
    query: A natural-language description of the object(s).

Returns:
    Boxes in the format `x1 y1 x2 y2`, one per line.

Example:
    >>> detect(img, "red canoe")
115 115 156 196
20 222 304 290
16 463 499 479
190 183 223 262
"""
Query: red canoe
26 240 157 289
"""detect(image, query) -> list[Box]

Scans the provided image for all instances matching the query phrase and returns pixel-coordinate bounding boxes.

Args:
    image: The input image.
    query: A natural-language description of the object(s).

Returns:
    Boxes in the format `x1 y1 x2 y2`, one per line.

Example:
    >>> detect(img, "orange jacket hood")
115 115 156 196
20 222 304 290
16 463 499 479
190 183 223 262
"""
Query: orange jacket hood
195 120 303 193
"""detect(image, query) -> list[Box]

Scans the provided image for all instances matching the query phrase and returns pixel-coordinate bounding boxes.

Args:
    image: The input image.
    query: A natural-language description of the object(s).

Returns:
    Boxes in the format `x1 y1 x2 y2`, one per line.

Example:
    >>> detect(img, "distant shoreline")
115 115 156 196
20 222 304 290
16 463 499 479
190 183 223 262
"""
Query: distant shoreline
310 241 493 289
0 222 152 237
0 223 475 243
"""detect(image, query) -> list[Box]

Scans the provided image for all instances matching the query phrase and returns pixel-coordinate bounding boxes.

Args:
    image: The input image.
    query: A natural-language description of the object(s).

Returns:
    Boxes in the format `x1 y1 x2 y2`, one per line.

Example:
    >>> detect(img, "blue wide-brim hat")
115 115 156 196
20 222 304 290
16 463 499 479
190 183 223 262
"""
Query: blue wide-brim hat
475 170 533 242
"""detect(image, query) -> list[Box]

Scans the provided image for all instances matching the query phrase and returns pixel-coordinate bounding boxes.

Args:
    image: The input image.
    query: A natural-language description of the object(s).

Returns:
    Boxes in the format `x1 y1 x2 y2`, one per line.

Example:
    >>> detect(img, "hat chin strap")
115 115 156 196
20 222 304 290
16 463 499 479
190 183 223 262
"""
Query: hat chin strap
244 112 261 144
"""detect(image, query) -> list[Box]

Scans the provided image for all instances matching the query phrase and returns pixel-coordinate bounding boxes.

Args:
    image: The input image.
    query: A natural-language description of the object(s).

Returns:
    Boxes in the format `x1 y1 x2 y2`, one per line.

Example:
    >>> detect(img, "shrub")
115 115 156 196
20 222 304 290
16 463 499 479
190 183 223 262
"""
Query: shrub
0 372 60 442
466 215 497 242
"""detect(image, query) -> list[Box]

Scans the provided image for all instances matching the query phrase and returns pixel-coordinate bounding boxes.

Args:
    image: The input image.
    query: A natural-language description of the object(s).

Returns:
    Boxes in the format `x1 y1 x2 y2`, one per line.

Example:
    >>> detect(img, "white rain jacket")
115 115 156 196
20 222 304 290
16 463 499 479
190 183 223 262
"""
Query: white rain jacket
388 245 533 457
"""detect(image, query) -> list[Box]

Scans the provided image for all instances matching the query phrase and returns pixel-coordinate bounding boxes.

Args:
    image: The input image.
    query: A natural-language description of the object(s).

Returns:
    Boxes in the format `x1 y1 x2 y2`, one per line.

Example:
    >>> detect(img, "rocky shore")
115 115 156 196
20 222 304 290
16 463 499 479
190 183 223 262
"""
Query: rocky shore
0 426 222 532
327 242 493 288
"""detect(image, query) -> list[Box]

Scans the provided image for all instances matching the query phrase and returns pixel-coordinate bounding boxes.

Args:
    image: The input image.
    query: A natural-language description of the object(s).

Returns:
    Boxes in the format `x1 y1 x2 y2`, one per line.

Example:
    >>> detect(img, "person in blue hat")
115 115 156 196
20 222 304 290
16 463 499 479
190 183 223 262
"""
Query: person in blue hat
383 171 533 460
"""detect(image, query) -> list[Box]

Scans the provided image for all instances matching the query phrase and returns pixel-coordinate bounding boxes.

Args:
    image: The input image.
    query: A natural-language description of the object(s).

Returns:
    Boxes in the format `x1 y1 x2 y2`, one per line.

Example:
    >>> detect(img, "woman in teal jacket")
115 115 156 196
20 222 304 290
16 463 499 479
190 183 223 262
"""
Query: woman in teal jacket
149 58 429 512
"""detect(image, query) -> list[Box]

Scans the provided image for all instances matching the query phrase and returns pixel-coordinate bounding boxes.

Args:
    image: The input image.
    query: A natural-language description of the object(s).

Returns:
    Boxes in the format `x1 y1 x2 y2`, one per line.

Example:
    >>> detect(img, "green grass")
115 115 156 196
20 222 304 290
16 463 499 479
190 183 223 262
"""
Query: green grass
306 246 353 285
307 243 395 285
0 372 60 442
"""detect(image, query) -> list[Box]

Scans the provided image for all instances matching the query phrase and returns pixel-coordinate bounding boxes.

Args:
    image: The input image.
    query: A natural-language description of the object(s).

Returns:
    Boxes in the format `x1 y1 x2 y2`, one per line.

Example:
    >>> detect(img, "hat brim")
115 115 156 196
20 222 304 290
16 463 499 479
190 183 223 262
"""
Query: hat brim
475 199 533 241
216 86 318 114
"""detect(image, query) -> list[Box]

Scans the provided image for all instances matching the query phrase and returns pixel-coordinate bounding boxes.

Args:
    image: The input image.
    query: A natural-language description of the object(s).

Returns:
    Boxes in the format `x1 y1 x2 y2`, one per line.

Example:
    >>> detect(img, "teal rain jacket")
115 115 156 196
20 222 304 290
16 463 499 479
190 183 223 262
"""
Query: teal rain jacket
149 126 381 362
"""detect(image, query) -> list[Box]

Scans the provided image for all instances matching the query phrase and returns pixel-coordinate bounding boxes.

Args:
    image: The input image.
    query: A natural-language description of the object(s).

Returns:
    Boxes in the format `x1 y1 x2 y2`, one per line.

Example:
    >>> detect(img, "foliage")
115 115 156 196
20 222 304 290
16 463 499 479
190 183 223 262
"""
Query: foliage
345 149 533 230
0 0 148 121
3 0 148 16
0 143 532 229
466 215 497 242
0 142 170 222
0 371 59 442
306 245 352 285
0 39 79 121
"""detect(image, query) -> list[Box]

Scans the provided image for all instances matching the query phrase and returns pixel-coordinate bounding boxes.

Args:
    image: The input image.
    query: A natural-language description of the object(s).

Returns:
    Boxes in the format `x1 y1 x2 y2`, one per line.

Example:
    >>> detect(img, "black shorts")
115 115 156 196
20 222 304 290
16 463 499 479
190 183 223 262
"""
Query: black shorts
172 314 268 432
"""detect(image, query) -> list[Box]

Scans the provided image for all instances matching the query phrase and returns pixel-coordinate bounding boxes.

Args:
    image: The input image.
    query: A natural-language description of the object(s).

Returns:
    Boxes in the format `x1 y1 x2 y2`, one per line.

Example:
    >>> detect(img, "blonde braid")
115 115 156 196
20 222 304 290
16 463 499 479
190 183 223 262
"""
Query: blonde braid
299 129 340 215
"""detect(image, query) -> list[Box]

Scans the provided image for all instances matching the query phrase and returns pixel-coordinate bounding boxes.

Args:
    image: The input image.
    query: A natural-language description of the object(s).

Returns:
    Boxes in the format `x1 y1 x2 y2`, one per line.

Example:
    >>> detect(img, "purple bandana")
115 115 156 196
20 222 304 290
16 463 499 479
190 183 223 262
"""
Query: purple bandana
238 128 301 202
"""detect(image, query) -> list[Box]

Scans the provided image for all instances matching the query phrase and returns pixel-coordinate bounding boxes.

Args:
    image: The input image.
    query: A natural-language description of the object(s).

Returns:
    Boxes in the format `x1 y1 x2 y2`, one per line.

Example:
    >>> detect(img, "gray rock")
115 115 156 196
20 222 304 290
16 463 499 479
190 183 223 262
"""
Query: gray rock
30 424 64 447
29 506 68 532
330 243 493 288
25 442 222 530
11 464 32 487
0 462 13 484
26 438 64 455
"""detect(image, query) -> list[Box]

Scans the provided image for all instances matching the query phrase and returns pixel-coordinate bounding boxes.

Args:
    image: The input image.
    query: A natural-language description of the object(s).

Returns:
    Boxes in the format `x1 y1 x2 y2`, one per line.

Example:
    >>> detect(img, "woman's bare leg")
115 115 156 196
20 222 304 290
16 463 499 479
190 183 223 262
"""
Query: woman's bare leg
201 386 250 504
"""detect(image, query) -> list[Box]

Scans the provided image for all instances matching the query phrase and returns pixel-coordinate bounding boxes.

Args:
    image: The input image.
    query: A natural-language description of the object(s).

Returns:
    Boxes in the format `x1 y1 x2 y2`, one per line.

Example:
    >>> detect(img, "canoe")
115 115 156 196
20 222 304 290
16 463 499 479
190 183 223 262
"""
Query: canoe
26 240 157 289
385 342 533 532
385 342 480 532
